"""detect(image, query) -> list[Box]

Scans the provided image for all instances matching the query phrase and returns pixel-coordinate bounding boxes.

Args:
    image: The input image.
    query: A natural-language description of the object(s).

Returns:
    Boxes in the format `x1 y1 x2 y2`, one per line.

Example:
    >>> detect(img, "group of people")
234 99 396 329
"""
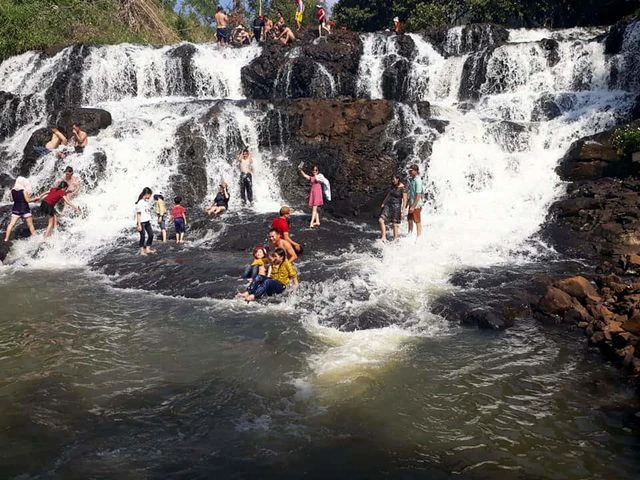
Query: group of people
34 124 88 160
213 2 331 48
134 188 188 255
378 163 424 241
3 166 82 242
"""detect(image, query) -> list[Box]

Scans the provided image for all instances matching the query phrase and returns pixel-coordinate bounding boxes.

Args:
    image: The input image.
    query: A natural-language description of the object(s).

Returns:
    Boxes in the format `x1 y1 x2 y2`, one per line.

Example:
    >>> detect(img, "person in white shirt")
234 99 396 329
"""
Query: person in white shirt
134 187 155 256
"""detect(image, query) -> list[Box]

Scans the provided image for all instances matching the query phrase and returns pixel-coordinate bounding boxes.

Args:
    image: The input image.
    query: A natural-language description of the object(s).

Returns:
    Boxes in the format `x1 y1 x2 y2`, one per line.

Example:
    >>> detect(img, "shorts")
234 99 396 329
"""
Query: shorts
40 201 57 217
217 28 228 42
295 11 303 23
408 208 422 224
158 214 166 230
33 146 50 157
380 203 402 225
11 211 32 219
174 217 186 234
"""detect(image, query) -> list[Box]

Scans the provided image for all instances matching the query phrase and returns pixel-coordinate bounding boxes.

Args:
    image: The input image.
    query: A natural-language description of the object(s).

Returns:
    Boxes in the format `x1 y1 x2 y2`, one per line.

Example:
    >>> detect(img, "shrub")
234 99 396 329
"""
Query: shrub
611 125 640 156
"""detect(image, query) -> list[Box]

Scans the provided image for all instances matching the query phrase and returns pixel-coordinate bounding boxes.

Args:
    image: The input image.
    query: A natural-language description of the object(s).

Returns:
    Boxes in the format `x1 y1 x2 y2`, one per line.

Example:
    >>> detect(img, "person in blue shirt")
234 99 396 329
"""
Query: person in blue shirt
406 163 424 238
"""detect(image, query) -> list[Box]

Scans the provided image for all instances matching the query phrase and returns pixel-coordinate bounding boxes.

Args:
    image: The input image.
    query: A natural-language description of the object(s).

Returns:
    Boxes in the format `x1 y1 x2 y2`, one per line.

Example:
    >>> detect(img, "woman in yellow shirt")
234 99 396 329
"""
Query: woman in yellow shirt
239 248 298 302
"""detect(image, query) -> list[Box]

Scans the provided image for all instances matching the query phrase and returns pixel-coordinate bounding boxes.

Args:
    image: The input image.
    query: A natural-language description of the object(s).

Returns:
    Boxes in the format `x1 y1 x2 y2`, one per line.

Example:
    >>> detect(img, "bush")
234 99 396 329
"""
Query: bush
407 3 449 30
611 125 640 156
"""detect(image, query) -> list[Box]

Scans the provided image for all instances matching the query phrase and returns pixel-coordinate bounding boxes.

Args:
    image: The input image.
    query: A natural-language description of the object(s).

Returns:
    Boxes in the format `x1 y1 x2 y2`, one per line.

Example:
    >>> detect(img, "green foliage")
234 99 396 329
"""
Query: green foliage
333 0 393 31
406 3 449 30
611 125 640 156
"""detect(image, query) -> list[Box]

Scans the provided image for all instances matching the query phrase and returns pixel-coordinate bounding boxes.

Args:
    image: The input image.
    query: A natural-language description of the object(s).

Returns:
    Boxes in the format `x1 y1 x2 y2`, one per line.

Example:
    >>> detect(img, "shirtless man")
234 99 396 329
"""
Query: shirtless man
271 206 302 253
268 228 298 263
34 128 68 159
57 166 82 199
238 148 254 206
215 7 229 47
72 123 88 153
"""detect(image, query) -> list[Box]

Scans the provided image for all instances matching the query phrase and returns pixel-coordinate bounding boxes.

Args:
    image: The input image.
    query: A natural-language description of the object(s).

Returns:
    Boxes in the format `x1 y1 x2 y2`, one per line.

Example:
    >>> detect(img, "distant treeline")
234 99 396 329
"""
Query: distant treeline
332 0 640 32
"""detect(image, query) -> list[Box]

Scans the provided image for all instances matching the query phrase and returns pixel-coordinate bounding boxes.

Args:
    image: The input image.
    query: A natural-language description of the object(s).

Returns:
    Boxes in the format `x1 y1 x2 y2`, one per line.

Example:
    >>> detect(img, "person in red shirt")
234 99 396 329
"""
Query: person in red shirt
271 206 303 254
316 5 330 37
40 180 80 238
170 196 188 244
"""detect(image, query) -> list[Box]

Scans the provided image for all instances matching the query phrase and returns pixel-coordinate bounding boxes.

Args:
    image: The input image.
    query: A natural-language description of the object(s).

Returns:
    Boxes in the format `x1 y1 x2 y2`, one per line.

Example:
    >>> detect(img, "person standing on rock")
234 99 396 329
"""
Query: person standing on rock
316 5 330 37
298 164 326 228
406 164 424 238
253 15 265 42
3 177 46 242
379 174 407 242
215 7 229 47
71 123 88 153
295 0 305 31
238 148 254 207
272 206 303 254
135 187 155 255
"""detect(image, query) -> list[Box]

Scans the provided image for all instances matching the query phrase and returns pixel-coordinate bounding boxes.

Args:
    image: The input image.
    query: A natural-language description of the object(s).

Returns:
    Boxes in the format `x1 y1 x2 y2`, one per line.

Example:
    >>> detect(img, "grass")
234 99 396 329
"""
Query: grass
0 0 214 61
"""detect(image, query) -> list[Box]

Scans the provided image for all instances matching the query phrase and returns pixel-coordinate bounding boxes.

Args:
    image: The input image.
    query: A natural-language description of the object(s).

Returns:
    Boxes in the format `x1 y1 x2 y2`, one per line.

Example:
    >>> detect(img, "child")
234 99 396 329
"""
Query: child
171 196 187 243
153 194 167 242
41 181 80 239
135 187 154 255
242 245 268 280
238 247 298 302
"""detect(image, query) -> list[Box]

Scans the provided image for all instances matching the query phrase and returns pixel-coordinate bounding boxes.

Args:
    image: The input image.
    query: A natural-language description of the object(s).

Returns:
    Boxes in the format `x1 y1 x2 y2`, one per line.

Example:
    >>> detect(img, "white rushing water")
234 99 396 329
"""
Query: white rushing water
0 24 638 389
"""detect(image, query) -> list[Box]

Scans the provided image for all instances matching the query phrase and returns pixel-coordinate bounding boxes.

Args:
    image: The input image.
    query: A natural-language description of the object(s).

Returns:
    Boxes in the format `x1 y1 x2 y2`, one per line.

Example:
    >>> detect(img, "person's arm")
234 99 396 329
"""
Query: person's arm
62 195 80 212
381 190 391 208
284 241 298 263
136 210 142 231
298 167 311 180
183 212 188 226
224 188 230 200
24 191 41 203
289 264 299 289
401 189 408 213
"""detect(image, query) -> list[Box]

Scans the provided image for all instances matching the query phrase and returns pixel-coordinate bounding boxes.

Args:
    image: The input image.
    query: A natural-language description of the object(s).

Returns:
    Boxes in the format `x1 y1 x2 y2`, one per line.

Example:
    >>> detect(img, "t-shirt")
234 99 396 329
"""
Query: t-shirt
408 176 424 209
154 199 166 216
171 205 186 219
251 258 265 267
44 188 66 206
316 8 326 22
253 17 265 30
270 261 297 286
271 216 289 235
135 200 152 223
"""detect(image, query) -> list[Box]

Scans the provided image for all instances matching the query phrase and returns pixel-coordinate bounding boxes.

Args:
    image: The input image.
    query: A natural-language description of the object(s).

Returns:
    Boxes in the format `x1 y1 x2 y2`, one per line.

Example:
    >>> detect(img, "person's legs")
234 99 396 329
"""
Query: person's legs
392 223 400 241
139 225 147 255
161 228 167 242
25 216 36 237
378 216 386 241
264 279 286 296
44 216 55 238
144 222 154 251
413 209 422 237
407 214 414 234
4 215 19 241
240 175 247 204
246 173 253 204
310 206 317 227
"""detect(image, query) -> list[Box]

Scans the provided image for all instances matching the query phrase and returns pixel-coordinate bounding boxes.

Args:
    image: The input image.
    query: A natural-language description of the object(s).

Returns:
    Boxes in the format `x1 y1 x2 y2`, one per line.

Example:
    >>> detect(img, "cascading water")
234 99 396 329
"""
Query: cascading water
2 22 640 479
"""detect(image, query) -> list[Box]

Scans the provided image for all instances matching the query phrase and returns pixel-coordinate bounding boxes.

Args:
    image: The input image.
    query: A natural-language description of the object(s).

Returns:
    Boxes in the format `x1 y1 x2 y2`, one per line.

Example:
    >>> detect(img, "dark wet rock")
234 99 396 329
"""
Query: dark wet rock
425 118 449 134
427 24 508 57
45 44 90 111
459 50 493 101
19 108 112 177
242 30 362 99
52 108 112 136
539 38 560 67
0 91 41 143
83 151 108 191
605 16 635 55
531 93 562 122
167 43 197 95
170 118 211 207
485 120 530 153
381 57 411 101
414 101 431 120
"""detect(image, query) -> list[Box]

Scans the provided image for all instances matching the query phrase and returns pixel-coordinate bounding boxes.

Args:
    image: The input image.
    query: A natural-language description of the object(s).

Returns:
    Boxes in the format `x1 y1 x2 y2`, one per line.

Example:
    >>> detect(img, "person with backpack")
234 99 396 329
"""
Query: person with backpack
406 164 424 238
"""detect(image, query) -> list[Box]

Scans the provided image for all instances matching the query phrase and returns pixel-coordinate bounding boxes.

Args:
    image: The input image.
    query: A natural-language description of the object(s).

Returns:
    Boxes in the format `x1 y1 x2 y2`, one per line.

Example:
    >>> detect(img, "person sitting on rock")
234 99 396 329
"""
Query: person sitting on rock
232 25 251 45
238 247 298 302
268 228 298 263
71 123 88 153
33 127 69 159
278 26 296 45
206 182 230 216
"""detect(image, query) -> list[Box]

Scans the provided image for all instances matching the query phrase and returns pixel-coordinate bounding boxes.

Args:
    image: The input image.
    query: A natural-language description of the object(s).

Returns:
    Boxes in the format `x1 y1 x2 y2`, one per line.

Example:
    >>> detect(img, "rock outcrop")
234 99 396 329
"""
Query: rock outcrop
242 31 362 99
19 107 112 177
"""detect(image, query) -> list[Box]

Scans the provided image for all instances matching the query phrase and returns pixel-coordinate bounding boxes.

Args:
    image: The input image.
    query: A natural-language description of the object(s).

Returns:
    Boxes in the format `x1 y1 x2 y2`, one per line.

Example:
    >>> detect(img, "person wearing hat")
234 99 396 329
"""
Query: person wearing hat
406 163 424 238
271 206 303 254
393 17 402 35
232 24 251 45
